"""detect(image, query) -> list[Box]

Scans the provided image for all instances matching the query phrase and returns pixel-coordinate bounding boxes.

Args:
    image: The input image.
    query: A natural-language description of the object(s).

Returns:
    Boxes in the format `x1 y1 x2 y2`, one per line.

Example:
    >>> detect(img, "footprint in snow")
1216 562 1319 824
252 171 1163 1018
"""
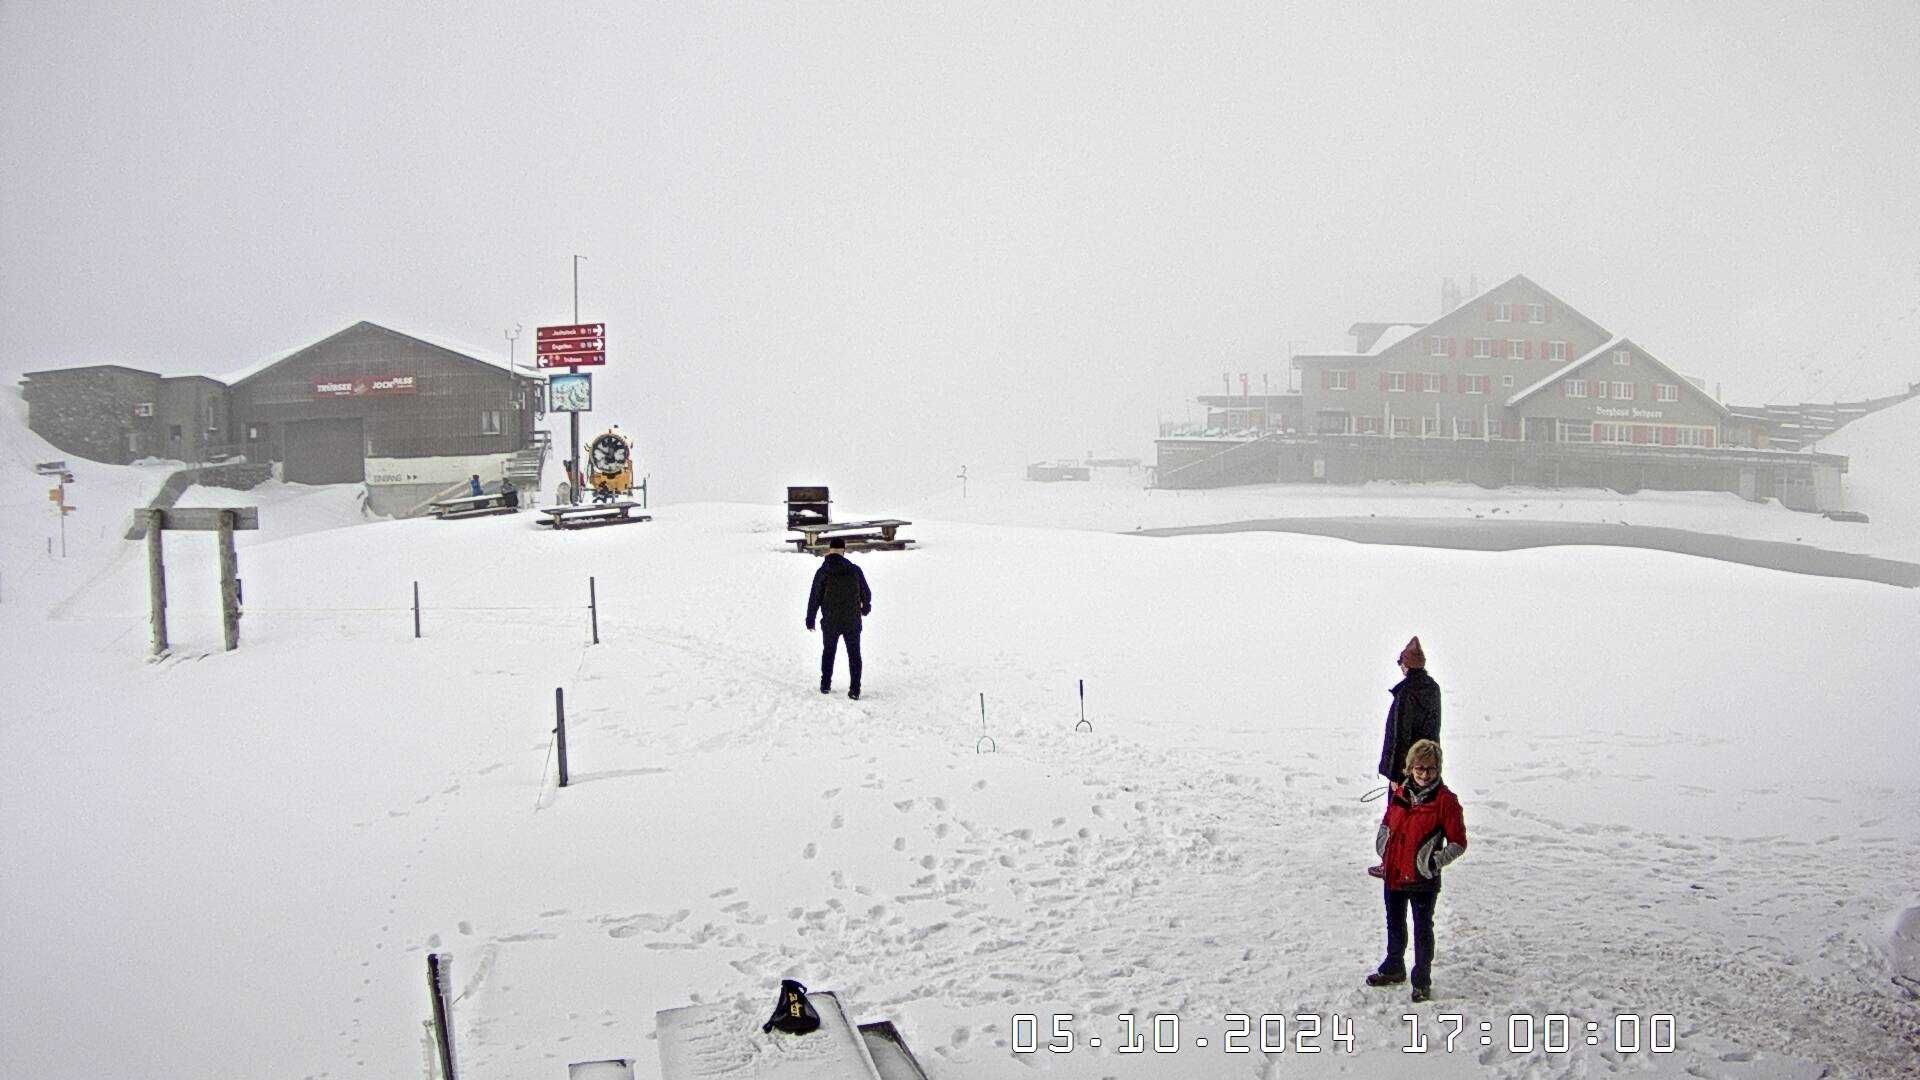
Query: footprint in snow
802 843 817 859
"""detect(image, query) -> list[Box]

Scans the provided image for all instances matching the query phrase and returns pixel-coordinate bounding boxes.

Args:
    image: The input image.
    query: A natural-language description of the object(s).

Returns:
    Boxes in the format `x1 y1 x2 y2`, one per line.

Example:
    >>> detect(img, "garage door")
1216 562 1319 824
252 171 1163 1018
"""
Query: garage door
284 418 366 484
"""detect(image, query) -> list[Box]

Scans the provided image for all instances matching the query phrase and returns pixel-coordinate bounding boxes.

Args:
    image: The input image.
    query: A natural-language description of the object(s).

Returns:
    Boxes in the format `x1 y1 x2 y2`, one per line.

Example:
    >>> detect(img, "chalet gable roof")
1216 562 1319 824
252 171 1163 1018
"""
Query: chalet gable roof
1297 274 1612 366
1506 337 1731 416
223 321 544 387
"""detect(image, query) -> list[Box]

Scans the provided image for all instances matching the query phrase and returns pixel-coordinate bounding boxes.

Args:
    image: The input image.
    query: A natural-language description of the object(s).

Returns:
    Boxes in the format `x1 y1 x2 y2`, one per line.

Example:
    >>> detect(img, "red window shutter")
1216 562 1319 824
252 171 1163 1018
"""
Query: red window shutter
1544 305 1552 322
1440 375 1449 392
1484 306 1494 321
1560 380 1567 398
1525 340 1533 360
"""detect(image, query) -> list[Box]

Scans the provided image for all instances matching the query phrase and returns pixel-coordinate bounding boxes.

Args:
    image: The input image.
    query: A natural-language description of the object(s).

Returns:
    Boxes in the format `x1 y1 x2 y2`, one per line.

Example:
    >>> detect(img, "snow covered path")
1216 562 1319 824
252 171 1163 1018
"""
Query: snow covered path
3 461 1917 1079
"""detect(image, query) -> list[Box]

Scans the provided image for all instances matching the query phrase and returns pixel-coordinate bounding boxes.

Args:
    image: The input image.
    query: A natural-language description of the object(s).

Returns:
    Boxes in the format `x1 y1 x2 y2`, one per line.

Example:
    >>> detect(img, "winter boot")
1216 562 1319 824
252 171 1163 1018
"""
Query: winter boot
1365 970 1406 987
848 688 860 701
1410 985 1432 1003
820 678 831 694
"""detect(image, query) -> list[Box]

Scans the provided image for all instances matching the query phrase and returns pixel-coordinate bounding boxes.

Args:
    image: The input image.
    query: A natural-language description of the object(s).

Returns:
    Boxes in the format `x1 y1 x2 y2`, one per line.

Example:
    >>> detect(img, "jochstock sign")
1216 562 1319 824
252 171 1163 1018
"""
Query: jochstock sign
536 323 605 368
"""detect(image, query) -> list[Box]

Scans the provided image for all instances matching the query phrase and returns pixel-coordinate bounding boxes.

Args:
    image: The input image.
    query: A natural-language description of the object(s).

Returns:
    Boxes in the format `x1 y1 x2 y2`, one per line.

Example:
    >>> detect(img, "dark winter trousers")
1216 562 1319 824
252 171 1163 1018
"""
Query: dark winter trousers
1381 887 1438 989
820 623 861 692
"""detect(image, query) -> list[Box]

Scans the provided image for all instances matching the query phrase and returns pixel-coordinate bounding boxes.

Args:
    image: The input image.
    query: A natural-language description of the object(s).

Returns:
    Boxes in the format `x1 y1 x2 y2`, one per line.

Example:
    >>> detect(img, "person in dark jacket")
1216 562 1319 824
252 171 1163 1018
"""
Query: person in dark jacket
805 538 872 699
468 473 484 497
1377 636 1441 784
1366 738 1467 1002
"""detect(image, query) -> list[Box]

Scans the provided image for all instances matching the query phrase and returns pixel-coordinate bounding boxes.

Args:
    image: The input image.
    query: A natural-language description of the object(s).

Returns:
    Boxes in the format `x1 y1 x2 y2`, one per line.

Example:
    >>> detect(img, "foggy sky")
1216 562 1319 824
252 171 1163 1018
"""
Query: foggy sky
4 2 1917 503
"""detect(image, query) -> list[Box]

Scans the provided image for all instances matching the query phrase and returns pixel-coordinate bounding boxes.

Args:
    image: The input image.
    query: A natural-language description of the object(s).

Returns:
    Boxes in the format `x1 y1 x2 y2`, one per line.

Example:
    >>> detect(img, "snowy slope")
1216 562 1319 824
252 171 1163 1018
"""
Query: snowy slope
1814 392 1920 550
3 402 1918 1080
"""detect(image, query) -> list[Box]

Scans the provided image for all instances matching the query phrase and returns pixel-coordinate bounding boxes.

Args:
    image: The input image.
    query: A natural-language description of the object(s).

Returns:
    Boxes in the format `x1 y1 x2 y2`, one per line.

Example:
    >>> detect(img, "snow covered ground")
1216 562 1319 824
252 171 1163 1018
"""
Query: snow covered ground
2 399 1917 1080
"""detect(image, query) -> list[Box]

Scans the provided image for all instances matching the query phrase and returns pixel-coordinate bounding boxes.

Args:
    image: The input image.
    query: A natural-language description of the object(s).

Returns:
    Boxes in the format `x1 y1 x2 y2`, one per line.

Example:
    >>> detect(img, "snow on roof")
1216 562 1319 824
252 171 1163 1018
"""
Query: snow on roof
219 321 547 386
1506 336 1625 406
1365 323 1423 356
1505 336 1730 416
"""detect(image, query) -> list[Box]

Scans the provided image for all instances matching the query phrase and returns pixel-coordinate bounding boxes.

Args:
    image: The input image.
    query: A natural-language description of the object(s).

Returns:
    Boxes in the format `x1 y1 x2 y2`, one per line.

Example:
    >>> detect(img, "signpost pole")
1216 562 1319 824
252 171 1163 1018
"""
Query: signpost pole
570 254 585 505
147 509 168 656
217 510 240 651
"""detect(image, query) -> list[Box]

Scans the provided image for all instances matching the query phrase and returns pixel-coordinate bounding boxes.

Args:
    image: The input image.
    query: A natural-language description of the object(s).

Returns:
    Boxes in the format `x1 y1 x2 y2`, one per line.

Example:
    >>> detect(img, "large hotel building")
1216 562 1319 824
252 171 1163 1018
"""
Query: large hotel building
1153 275 1908 513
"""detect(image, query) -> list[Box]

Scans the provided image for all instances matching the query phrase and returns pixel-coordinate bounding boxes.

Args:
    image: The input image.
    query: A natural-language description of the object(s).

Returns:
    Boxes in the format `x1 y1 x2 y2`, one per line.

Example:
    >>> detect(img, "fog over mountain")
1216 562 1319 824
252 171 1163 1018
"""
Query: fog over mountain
4 3 1916 502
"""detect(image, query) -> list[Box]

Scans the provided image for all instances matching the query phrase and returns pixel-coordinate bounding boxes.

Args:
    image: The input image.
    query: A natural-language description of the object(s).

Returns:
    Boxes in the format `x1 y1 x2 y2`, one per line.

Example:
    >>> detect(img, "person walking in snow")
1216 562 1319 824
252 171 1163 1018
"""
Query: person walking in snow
1366 738 1467 1002
1377 636 1441 785
806 537 871 700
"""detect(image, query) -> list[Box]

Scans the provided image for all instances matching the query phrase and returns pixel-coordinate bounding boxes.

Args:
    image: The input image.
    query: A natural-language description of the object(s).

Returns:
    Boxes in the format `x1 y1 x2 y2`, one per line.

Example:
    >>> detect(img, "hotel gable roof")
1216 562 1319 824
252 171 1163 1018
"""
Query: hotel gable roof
1293 274 1613 368
1506 336 1732 415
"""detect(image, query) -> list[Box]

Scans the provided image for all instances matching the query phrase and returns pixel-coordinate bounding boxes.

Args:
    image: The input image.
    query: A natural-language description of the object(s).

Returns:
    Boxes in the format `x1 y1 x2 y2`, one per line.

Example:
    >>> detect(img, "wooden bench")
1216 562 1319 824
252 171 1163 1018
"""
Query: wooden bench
539 501 653 530
429 492 520 519
791 518 913 554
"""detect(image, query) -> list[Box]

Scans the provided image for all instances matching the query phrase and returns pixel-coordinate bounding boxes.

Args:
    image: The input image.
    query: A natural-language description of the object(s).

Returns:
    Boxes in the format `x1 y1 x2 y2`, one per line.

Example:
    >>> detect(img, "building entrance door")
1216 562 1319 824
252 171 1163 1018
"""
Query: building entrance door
284 418 367 484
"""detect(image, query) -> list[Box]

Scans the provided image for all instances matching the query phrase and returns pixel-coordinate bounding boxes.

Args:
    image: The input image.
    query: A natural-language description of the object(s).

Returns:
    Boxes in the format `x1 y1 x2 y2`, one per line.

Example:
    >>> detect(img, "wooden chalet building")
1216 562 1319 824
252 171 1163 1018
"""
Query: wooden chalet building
1155 275 1855 512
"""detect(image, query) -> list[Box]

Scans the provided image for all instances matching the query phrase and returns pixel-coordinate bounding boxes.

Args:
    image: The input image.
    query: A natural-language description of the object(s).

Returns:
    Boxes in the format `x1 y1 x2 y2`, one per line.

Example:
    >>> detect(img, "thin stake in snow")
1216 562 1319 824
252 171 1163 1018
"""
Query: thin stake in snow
589 576 600 645
977 692 996 753
427 952 457 1080
1075 678 1092 732
554 687 570 788
413 581 421 639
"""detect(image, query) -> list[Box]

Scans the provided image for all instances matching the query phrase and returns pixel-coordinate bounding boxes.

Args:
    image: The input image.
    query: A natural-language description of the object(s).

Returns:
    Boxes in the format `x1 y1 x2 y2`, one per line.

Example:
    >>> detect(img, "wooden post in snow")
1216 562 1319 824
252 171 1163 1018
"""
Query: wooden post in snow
427 952 457 1080
555 687 570 788
217 510 240 651
147 509 168 656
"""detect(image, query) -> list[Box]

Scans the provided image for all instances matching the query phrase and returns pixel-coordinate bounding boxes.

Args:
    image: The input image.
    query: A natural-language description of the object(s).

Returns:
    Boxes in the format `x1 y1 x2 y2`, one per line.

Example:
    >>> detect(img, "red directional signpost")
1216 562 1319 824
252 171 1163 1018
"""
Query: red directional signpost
539 313 606 504
535 323 605 368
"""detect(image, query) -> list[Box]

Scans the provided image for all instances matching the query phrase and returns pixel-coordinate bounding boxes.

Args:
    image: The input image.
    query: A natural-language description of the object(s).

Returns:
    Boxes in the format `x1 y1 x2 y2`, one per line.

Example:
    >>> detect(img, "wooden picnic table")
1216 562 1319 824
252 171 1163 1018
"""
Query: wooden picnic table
790 518 913 553
429 491 519 519
538 501 653 530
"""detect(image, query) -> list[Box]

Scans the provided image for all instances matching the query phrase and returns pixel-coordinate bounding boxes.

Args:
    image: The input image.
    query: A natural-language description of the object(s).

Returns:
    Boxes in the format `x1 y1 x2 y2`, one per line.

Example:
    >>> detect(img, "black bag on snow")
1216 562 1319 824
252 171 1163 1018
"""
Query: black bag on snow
761 978 821 1036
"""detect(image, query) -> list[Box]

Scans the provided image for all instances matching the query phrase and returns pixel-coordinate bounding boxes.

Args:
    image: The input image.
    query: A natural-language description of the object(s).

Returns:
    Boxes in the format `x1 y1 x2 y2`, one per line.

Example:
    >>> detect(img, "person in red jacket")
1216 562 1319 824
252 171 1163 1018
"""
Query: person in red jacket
1365 738 1466 1002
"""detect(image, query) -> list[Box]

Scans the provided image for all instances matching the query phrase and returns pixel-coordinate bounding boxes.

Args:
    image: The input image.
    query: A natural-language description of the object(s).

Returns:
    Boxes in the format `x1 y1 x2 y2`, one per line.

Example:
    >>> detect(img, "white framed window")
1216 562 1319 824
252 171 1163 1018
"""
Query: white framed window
1656 383 1679 402
1392 417 1413 437
1594 422 1632 444
1565 379 1587 398
1593 380 1609 399
1613 350 1632 366
1675 427 1711 447
1328 369 1353 391
1429 336 1448 356
1548 340 1567 361
1421 417 1441 437
1528 303 1545 323
1418 373 1443 393
1508 339 1526 360
1357 416 1382 435
1495 302 1512 322
1472 338 1492 358
1386 372 1407 393
1454 418 1480 438
1612 381 1634 400
1502 374 1515 387
1559 420 1593 443
1488 419 1508 439
134 402 155 417
481 410 503 435
1316 411 1351 434
1462 374 1489 394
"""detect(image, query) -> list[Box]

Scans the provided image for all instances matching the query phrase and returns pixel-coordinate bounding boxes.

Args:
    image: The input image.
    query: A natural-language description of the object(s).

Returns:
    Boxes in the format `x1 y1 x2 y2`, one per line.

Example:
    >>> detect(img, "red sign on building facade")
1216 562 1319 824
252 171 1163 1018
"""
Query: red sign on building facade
311 375 419 397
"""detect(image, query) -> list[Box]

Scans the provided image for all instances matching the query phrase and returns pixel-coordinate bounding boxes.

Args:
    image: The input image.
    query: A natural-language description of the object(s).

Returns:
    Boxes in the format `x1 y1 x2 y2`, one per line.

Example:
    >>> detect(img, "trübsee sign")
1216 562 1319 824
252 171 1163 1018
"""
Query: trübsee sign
312 375 418 397
536 322 606 368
